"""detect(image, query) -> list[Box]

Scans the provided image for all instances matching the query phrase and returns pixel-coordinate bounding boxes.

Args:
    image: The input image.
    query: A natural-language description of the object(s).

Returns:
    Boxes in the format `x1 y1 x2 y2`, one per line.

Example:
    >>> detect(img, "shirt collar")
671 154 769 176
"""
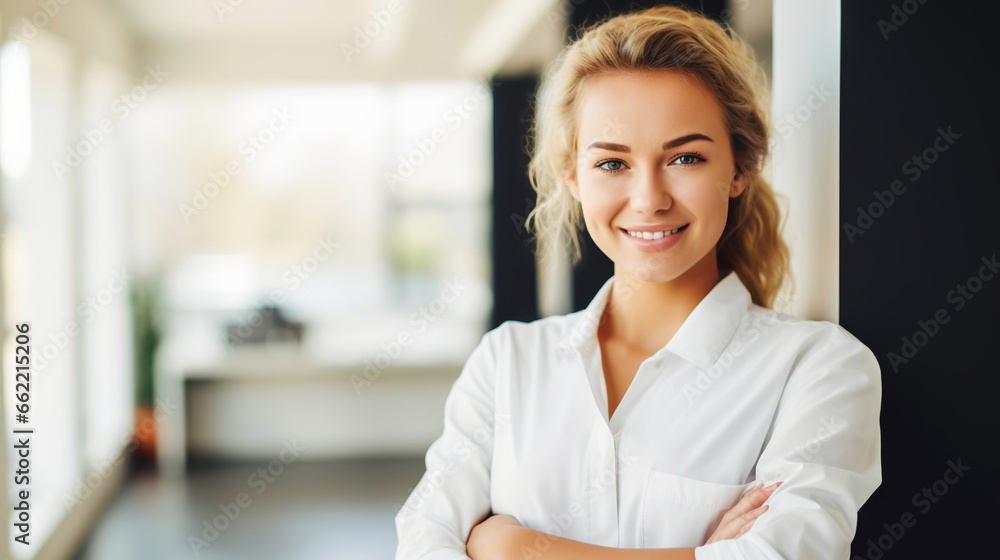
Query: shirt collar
556 269 752 370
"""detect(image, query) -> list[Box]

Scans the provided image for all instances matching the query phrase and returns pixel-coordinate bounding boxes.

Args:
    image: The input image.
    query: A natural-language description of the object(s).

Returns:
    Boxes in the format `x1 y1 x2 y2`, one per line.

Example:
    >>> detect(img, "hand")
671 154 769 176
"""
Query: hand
467 513 522 560
705 481 782 544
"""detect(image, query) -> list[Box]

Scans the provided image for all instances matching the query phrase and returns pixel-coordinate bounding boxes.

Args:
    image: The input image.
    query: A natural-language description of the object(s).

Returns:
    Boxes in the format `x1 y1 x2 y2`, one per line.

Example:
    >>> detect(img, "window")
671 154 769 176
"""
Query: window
1 33 80 558
1 32 135 559
133 81 493 367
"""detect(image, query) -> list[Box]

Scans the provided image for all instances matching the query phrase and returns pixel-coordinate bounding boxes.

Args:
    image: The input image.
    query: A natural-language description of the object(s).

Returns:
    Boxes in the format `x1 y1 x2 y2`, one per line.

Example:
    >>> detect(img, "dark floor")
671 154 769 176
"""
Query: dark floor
75 457 426 560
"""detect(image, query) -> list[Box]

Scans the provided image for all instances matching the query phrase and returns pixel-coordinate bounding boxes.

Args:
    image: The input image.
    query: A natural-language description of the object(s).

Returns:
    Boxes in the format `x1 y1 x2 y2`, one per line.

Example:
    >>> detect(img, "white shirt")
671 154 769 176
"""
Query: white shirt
395 270 882 560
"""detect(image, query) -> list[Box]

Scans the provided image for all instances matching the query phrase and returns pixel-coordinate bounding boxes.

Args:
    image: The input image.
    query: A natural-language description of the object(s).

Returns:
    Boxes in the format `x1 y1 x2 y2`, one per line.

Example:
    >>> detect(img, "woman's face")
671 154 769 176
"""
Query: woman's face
567 69 747 284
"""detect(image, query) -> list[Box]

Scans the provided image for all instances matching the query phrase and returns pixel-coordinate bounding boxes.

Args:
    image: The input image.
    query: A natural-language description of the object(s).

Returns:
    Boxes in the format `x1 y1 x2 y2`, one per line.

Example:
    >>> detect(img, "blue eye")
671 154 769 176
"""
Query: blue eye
673 153 706 166
597 159 626 173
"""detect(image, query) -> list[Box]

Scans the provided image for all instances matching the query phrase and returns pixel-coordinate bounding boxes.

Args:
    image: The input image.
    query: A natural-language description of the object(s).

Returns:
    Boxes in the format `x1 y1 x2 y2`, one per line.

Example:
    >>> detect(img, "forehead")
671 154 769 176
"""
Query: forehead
575 70 727 145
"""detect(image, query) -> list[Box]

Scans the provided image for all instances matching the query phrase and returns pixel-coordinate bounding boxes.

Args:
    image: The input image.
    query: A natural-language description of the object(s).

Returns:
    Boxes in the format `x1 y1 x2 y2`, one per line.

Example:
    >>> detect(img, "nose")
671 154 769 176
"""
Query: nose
628 166 672 215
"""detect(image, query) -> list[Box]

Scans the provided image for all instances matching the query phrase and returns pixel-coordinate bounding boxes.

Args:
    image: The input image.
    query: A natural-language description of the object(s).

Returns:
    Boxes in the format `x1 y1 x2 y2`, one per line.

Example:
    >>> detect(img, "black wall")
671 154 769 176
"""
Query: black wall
491 75 541 329
841 1 998 558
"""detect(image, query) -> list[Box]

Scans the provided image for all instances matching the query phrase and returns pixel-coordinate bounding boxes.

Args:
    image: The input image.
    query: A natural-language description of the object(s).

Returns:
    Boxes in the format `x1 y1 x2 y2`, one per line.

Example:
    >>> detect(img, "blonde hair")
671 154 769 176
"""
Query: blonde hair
524 4 790 308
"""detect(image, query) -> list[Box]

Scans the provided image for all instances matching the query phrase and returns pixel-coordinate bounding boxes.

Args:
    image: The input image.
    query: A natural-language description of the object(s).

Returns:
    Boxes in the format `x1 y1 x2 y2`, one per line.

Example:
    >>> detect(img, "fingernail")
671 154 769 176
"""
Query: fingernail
765 482 780 490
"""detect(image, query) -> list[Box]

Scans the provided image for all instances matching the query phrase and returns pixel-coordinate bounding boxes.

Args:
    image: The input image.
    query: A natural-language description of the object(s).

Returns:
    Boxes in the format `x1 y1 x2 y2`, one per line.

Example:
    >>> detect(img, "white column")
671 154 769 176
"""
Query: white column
770 0 841 322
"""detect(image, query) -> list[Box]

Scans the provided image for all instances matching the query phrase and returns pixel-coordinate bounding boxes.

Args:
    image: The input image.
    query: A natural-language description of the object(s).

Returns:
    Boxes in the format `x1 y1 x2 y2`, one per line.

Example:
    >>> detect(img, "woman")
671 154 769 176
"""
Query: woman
396 5 882 560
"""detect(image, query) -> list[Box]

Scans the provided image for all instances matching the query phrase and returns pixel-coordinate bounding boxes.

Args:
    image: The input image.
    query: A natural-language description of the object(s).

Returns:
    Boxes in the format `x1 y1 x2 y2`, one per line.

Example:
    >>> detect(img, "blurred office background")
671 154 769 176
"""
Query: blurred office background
0 0 995 559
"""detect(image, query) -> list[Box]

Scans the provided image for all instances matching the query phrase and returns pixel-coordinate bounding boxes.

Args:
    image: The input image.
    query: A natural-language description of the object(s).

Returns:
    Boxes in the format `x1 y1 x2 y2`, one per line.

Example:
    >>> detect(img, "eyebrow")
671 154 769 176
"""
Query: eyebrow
585 133 714 153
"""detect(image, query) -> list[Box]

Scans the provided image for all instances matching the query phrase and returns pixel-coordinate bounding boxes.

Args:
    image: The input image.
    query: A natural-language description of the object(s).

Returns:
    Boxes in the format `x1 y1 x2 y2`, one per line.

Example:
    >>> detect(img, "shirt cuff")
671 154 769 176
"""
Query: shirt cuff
695 539 744 560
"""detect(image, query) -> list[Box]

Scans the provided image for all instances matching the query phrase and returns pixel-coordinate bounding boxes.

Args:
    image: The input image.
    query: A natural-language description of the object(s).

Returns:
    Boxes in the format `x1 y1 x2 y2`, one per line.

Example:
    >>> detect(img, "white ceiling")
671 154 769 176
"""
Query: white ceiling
107 0 565 83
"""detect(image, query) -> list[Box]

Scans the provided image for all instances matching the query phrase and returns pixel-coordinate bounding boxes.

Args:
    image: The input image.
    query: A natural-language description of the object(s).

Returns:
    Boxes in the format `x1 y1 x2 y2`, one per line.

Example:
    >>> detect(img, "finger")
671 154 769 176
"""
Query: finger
730 505 768 538
737 502 773 535
723 482 777 523
753 481 782 499
722 483 764 521
735 504 768 529
746 503 768 520
743 481 781 508
713 504 768 543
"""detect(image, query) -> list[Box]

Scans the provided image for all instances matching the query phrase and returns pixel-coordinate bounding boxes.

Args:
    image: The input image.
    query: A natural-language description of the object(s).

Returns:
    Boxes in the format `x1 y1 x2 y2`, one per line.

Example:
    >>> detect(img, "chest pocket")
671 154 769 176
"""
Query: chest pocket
641 469 754 547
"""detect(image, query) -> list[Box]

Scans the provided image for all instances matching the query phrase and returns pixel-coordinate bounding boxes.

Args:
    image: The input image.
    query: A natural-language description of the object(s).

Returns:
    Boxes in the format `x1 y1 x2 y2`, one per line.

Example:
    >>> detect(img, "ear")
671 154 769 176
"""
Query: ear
565 165 581 202
729 165 749 198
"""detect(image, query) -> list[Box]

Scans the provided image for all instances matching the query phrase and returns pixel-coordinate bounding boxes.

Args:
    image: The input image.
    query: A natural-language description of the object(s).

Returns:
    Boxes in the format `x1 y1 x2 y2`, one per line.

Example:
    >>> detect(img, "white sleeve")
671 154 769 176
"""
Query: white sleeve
395 325 501 560
695 324 883 560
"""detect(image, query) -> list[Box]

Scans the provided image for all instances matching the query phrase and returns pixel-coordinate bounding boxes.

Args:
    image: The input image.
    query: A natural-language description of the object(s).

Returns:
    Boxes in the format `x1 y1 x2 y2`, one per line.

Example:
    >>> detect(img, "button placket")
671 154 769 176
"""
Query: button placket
587 425 620 546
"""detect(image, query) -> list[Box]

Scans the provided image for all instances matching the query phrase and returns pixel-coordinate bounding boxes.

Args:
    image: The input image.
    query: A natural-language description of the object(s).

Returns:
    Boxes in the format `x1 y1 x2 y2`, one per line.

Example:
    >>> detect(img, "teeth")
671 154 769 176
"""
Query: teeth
626 226 684 239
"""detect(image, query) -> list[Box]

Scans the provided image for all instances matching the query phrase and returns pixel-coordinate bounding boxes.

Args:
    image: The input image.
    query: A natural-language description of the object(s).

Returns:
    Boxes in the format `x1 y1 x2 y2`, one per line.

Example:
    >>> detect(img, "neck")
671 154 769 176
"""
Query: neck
601 250 722 354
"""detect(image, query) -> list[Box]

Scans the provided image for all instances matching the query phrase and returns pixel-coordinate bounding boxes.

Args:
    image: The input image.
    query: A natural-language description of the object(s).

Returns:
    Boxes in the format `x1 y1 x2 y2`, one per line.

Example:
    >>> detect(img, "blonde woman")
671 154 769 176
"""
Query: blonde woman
396 5 881 560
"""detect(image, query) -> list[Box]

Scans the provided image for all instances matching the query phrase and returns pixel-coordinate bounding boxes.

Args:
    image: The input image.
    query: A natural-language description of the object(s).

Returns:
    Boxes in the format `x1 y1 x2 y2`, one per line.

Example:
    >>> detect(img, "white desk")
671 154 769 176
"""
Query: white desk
154 337 465 478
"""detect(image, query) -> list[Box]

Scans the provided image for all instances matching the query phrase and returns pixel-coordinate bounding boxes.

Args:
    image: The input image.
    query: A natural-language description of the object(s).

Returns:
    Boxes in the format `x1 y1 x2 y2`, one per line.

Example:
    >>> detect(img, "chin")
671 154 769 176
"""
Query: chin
617 256 690 284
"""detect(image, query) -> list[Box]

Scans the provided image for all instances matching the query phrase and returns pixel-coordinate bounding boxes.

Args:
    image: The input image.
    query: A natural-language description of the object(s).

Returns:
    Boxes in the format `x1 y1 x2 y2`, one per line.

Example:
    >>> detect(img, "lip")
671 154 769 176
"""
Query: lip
621 224 688 232
619 224 688 253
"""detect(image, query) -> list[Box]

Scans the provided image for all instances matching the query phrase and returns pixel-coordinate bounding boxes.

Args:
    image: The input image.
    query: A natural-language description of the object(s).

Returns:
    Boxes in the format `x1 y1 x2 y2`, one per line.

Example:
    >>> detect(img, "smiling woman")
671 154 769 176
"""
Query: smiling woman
395 5 882 560
527 12 788 311
568 70 747 286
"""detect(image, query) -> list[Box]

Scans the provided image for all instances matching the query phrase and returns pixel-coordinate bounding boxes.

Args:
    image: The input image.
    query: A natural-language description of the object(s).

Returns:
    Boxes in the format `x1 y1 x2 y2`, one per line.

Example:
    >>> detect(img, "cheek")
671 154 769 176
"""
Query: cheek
678 171 731 201
680 181 731 231
578 179 622 217
702 195 731 227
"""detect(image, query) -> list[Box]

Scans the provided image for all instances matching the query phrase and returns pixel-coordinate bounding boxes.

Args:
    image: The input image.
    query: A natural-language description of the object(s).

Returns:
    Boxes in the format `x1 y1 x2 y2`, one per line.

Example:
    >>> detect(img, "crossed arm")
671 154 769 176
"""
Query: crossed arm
465 482 780 560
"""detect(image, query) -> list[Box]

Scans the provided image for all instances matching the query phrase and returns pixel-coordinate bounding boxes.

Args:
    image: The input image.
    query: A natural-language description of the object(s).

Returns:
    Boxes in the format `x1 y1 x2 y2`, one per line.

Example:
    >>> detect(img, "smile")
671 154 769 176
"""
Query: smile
623 225 688 239
618 224 689 253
